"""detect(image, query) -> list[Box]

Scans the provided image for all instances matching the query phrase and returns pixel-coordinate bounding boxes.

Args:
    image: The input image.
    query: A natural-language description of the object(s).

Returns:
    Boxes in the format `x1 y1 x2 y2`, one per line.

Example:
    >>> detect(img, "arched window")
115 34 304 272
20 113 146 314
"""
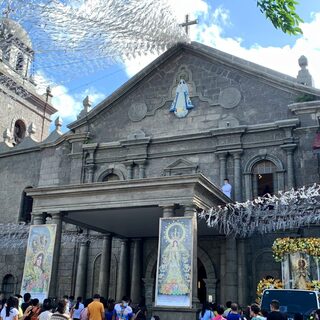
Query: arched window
13 119 26 145
2 274 15 298
102 173 120 182
19 187 33 223
253 161 276 196
15 52 24 72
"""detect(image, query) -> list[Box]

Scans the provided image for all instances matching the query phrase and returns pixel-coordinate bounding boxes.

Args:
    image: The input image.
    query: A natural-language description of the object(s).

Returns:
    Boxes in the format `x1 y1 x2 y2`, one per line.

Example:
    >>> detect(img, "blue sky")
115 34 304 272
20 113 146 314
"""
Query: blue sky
42 0 320 131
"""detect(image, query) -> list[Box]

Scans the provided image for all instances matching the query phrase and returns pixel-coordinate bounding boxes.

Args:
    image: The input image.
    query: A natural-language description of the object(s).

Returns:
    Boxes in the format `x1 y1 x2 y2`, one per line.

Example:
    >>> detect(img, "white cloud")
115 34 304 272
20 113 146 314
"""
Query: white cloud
123 4 320 88
122 0 209 77
34 71 105 122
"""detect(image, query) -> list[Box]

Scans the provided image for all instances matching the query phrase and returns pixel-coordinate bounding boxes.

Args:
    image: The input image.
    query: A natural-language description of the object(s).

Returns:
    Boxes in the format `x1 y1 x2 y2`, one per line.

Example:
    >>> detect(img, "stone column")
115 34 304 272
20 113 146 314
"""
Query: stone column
224 237 238 302
142 278 154 317
74 241 89 298
130 238 142 303
281 144 296 190
184 204 198 307
219 241 226 304
203 278 217 303
124 161 134 179
237 239 247 307
86 164 95 183
244 173 253 200
217 152 228 187
98 234 112 298
116 239 129 300
136 160 146 179
162 205 174 218
32 212 44 225
48 211 63 298
231 150 242 202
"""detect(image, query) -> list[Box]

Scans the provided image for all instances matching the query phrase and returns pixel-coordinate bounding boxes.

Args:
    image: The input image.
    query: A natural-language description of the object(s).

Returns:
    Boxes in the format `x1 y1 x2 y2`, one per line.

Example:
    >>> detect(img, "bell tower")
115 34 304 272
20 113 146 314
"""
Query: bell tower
0 16 57 147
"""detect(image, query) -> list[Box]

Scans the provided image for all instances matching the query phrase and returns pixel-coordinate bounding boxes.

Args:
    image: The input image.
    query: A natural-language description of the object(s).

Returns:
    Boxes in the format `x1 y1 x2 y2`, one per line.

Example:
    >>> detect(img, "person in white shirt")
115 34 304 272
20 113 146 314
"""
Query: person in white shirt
0 296 19 320
38 299 52 320
221 179 232 198
71 298 84 320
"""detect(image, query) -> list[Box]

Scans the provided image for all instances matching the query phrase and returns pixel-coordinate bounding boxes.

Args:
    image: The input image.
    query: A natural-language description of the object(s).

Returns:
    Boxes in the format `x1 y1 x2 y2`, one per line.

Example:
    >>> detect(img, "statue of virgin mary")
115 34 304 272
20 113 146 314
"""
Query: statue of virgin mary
170 79 194 118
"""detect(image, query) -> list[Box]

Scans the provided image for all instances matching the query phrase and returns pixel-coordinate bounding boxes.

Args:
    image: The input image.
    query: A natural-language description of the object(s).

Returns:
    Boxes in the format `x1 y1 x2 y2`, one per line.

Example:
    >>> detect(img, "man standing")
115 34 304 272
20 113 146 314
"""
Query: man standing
112 297 133 320
88 294 105 320
267 300 287 320
221 179 232 198
226 303 241 320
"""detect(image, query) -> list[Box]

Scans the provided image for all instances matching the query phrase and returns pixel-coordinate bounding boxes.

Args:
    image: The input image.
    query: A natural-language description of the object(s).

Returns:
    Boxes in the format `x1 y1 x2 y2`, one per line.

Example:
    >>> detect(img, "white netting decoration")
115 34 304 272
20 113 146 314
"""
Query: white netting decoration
199 184 320 238
0 0 188 85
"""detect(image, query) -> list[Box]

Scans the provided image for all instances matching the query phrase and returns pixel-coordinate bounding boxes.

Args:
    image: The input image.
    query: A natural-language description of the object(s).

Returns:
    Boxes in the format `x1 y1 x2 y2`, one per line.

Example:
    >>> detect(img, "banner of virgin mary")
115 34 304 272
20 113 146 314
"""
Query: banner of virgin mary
21 224 57 302
155 217 193 307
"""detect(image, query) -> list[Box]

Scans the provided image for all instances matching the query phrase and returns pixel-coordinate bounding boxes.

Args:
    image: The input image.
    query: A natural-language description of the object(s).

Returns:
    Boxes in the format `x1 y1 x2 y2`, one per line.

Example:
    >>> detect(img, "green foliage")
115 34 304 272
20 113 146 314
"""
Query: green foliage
257 0 303 35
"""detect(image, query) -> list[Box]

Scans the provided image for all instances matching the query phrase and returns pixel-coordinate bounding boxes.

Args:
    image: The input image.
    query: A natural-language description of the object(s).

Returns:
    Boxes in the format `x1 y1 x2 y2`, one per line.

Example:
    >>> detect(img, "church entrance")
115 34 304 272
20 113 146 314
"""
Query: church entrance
198 258 207 304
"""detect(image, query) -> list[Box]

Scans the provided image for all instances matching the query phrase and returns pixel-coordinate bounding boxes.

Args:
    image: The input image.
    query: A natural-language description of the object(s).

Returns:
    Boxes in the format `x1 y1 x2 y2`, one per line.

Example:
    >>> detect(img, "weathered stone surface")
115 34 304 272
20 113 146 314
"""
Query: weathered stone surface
1 41 320 309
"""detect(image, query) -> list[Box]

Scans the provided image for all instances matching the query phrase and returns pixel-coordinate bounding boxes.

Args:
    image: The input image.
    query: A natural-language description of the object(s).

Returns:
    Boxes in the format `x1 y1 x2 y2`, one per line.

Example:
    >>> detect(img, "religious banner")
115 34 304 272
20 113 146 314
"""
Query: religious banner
21 224 57 301
155 217 194 308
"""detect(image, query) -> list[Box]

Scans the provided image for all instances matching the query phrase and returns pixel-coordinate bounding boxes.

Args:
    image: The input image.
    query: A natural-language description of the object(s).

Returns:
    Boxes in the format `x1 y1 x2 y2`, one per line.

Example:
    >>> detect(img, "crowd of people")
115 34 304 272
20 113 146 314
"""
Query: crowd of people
1 293 320 320
0 293 160 320
199 300 320 320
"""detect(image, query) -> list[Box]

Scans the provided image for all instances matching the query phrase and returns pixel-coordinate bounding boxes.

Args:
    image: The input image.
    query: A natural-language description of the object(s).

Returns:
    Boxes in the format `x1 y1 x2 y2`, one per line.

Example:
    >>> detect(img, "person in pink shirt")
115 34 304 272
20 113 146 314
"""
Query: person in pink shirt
212 306 226 320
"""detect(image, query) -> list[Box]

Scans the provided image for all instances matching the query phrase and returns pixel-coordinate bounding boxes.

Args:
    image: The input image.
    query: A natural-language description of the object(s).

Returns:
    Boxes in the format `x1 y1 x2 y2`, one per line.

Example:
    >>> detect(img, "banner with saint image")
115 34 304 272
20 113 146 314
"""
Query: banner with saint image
21 224 57 301
155 217 194 307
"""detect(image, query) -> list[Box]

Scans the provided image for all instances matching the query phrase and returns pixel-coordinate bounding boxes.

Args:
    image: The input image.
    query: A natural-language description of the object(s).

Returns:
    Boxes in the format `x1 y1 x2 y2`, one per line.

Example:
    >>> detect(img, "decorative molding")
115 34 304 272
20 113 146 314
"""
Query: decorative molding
163 158 198 176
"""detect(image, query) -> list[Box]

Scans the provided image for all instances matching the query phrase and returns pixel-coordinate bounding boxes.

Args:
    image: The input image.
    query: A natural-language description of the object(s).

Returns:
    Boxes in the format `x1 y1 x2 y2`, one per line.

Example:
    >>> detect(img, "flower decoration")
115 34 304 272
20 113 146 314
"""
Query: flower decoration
256 278 283 302
306 280 320 292
272 237 320 262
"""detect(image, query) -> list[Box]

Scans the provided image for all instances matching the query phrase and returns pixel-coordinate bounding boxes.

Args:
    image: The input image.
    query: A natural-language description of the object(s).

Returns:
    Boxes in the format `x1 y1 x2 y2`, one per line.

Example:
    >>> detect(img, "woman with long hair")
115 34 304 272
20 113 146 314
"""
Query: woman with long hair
0 296 19 320
71 297 84 320
199 302 213 320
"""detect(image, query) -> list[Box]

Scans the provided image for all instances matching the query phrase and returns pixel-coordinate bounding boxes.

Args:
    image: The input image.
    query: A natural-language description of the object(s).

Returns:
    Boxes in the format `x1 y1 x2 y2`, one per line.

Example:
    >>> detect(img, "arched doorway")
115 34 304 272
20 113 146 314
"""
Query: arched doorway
198 258 207 304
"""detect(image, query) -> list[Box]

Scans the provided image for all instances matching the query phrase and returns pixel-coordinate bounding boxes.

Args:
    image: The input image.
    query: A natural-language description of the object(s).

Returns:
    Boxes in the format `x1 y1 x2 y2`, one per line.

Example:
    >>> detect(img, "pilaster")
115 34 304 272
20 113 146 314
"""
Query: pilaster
130 238 142 303
32 212 44 225
116 238 129 300
124 161 134 179
74 241 89 298
48 211 63 298
224 237 238 302
184 204 198 307
216 151 228 187
281 144 297 190
230 150 243 202
161 205 175 218
98 234 112 298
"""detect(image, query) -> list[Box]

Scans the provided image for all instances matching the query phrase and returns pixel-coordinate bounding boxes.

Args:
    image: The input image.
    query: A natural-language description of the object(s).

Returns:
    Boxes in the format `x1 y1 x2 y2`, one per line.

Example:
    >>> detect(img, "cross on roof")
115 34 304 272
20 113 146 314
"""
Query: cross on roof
180 14 198 35
3 1 14 18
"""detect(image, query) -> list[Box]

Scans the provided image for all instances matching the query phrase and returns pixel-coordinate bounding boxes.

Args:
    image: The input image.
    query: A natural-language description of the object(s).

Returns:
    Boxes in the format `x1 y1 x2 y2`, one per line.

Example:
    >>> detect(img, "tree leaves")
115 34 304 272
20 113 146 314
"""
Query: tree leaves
257 0 303 35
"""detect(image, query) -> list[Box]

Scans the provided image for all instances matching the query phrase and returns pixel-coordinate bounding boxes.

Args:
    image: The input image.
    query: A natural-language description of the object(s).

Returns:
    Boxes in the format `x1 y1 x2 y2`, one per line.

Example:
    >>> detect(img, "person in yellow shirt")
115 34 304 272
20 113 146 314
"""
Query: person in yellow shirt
87 295 104 320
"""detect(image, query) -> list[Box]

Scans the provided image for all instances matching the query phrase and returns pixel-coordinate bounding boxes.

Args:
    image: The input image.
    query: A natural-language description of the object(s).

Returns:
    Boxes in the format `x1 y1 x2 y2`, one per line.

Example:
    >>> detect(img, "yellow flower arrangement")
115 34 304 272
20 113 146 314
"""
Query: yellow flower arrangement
272 238 320 262
256 278 284 301
306 280 320 292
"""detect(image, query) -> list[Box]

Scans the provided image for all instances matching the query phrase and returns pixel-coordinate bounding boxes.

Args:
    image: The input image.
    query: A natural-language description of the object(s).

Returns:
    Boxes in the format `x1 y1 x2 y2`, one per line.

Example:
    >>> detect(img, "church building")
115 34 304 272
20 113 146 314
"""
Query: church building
0 17 320 320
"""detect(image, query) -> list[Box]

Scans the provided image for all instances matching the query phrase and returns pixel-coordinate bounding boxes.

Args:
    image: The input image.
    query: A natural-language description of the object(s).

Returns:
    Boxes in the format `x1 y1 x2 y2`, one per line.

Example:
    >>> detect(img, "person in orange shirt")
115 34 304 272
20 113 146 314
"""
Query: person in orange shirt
87 295 104 320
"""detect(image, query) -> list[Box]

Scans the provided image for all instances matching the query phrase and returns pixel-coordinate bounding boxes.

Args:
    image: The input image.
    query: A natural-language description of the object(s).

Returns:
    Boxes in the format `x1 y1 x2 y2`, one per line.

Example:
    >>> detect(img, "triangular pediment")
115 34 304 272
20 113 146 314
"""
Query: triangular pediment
163 158 198 176
68 41 320 131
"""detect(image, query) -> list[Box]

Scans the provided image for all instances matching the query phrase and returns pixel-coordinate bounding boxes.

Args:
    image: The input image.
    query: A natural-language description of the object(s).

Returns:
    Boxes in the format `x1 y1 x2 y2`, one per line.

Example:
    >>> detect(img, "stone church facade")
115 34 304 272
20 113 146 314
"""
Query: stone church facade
1 18 320 319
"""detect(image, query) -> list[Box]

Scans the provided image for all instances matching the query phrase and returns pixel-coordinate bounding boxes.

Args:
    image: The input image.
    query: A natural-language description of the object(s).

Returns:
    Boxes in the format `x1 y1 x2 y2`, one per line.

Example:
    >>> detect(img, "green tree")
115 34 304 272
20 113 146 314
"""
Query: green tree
257 0 303 35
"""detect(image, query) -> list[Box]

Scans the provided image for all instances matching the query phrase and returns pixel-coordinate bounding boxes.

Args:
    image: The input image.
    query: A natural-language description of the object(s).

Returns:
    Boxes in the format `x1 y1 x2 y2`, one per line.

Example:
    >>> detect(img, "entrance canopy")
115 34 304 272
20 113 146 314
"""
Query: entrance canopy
27 174 230 237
